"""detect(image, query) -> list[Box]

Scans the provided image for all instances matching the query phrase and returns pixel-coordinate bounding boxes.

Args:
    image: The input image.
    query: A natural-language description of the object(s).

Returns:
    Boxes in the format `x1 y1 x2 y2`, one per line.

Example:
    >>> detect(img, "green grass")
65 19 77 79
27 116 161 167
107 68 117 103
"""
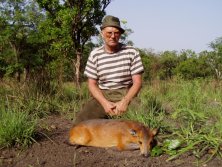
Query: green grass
123 79 222 164
0 108 37 147
0 81 89 148
0 79 221 164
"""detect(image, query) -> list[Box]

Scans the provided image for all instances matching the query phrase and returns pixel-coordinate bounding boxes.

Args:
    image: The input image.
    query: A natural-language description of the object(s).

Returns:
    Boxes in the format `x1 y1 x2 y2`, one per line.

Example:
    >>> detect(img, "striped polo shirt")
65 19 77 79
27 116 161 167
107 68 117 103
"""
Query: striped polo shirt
84 44 144 90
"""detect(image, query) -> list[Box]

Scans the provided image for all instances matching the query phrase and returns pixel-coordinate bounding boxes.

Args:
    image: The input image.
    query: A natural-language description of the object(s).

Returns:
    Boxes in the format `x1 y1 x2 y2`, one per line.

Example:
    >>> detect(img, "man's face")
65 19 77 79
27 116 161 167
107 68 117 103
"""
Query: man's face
101 27 121 48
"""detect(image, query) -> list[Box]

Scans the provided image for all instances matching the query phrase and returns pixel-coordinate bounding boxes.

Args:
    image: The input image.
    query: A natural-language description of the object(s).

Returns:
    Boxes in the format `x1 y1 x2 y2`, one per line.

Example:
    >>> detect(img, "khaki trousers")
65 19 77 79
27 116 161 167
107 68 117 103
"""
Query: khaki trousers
74 88 137 124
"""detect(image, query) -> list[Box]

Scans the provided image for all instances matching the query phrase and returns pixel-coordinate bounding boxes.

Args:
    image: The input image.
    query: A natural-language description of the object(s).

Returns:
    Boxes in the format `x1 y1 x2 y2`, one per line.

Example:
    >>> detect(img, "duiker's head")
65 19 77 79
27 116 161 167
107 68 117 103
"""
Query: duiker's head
129 127 158 157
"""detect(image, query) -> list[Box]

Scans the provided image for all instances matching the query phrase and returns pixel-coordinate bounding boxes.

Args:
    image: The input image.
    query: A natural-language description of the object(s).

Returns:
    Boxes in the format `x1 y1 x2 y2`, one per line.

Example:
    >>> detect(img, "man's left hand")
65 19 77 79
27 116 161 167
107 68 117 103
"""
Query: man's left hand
114 97 130 115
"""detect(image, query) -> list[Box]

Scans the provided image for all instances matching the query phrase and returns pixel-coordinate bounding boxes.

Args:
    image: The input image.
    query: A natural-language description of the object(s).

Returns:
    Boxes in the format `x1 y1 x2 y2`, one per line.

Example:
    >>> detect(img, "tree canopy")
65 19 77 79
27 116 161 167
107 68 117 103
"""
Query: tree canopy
1 0 222 89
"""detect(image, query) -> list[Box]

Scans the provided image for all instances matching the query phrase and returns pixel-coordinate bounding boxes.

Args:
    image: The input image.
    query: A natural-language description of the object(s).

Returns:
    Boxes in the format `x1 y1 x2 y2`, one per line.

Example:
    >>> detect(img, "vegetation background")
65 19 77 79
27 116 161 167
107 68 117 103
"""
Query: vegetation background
0 0 222 165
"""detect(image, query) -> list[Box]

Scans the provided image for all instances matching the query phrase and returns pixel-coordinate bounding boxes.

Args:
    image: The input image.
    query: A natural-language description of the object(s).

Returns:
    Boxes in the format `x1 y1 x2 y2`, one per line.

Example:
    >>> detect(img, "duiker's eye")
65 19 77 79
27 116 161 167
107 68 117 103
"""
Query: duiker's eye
129 129 137 136
138 141 142 145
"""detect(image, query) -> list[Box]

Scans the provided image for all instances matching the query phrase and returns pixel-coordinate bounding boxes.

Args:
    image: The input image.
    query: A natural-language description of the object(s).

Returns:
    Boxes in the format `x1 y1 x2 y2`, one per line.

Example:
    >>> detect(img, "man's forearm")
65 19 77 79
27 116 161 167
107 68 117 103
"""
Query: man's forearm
124 74 142 103
88 81 108 104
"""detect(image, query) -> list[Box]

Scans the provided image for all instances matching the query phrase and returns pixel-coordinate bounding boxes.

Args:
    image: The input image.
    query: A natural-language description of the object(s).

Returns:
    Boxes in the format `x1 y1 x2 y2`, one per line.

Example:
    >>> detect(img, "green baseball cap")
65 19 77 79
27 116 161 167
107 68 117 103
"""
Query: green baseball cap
100 15 125 34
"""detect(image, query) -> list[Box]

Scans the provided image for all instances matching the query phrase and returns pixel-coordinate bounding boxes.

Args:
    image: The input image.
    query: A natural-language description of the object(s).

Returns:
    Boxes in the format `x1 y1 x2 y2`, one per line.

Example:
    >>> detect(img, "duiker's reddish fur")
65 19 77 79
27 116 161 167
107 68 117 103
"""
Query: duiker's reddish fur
69 119 158 156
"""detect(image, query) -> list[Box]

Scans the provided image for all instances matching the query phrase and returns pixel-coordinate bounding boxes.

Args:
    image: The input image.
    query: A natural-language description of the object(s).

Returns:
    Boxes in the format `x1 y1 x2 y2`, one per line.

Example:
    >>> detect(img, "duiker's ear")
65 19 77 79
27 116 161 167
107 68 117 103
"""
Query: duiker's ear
129 129 137 136
152 128 159 136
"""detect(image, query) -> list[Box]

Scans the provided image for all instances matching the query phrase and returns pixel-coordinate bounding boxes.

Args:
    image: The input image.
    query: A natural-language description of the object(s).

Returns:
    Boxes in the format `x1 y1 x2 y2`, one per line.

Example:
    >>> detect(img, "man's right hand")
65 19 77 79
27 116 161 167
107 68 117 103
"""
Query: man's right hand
102 101 117 116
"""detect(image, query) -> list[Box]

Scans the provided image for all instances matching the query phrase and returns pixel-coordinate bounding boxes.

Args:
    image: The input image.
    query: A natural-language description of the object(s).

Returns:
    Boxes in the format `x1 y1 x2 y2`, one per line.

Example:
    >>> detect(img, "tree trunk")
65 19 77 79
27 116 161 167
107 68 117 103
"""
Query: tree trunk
10 42 21 82
73 50 81 89
58 58 64 88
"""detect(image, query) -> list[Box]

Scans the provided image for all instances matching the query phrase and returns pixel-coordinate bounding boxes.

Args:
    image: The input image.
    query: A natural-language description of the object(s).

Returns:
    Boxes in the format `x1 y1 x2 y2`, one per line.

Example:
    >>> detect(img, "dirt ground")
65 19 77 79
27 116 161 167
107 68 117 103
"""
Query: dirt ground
0 115 221 167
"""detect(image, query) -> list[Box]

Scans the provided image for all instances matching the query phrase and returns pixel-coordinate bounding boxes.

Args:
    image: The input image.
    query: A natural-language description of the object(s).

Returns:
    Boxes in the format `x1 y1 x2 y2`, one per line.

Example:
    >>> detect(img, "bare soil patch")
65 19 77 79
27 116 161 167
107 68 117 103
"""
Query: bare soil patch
0 115 221 167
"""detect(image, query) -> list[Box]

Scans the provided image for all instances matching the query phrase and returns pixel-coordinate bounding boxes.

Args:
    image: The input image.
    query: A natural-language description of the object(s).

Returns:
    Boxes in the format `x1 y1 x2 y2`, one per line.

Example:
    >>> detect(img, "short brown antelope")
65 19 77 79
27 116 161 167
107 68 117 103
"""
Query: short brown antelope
69 119 158 157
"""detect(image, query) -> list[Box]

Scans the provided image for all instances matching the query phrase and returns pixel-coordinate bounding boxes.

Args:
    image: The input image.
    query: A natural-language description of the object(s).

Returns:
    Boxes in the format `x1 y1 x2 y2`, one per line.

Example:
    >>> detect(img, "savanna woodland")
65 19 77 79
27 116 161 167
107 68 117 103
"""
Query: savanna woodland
0 0 222 167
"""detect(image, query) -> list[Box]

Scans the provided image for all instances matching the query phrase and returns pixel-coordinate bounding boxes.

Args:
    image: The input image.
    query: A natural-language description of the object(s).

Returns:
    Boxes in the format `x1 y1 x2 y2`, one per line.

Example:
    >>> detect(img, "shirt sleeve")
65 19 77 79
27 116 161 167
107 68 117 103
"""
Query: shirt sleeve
130 50 144 75
84 52 98 80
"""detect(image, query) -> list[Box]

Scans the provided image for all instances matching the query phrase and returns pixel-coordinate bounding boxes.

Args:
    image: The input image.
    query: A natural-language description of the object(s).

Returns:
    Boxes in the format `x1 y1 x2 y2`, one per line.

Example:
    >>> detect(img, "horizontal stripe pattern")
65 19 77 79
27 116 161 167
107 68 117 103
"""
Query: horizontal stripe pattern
84 44 144 89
